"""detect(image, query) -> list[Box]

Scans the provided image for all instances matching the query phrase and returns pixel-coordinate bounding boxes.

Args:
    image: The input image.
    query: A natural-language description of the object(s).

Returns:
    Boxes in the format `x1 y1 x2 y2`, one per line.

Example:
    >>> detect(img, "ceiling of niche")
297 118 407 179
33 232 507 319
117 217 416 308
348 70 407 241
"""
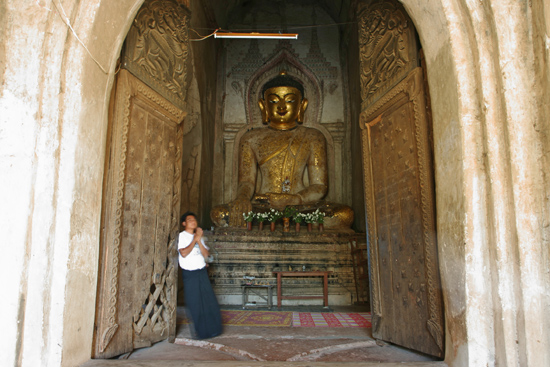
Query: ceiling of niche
202 0 353 31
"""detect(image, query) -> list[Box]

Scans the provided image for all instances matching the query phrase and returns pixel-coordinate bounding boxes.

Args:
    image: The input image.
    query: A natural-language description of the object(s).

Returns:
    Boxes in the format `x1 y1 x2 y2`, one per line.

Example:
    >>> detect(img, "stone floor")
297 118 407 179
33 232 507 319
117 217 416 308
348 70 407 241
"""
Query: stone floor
82 306 447 367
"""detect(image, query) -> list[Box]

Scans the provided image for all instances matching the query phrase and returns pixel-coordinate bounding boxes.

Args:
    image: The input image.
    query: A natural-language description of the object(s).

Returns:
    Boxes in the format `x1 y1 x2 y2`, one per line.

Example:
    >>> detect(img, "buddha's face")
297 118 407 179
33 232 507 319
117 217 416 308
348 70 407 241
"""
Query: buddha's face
259 86 308 129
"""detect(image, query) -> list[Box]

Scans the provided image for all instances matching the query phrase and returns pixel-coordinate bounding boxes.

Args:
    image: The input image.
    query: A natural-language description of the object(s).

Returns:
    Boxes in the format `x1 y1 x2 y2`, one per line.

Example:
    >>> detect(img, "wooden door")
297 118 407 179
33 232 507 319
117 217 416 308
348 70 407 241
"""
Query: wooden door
93 69 185 358
360 68 444 357
357 1 444 357
93 0 190 358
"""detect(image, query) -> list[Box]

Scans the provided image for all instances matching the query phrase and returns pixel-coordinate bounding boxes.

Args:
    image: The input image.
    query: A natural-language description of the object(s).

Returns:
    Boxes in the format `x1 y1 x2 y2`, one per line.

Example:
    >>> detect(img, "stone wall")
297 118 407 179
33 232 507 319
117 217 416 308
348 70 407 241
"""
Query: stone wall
407 1 550 365
344 11 367 233
184 0 219 226
205 229 366 306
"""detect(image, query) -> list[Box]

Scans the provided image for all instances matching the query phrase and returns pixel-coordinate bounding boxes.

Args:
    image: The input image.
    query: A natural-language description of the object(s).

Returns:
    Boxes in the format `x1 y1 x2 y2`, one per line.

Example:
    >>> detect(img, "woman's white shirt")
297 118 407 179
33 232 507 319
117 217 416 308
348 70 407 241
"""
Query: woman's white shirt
178 231 209 270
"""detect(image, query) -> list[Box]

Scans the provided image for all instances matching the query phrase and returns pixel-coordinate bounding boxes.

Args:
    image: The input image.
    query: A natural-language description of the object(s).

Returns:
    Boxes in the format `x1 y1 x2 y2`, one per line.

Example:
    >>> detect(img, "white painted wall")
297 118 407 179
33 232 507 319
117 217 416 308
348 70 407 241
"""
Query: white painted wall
0 0 143 365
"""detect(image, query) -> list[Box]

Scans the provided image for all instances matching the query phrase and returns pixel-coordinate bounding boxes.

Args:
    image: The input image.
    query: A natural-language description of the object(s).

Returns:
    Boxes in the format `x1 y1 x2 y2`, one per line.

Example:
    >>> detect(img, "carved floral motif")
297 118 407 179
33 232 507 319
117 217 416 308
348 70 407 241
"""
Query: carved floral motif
99 86 131 353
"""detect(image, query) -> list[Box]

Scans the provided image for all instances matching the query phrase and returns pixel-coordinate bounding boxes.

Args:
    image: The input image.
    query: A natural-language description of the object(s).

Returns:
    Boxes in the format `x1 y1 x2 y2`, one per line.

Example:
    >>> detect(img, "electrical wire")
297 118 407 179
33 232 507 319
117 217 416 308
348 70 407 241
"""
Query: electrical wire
189 28 220 41
191 21 357 35
50 0 109 74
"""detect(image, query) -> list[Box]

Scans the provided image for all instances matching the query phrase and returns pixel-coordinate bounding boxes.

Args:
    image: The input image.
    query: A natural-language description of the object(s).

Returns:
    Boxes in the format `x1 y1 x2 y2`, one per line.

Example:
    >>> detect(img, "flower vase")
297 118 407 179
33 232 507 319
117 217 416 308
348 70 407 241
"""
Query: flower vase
246 222 252 231
307 223 312 232
283 217 290 232
259 222 264 231
295 223 301 232
318 223 324 232
270 222 276 232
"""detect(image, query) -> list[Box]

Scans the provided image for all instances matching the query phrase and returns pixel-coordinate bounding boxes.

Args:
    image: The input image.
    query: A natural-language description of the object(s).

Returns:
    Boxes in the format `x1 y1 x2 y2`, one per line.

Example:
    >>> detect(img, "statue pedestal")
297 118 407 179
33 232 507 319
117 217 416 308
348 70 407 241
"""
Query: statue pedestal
201 228 366 307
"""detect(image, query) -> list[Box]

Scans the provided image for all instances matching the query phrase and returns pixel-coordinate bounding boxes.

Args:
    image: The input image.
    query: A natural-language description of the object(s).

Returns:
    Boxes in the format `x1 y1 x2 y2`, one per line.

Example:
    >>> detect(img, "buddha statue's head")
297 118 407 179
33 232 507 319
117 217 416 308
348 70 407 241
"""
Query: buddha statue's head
258 71 309 130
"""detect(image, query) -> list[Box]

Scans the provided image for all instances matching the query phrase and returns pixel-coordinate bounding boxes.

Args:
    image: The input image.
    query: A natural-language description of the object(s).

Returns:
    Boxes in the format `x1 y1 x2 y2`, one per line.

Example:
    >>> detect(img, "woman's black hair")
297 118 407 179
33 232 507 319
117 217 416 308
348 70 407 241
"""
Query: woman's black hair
180 211 197 225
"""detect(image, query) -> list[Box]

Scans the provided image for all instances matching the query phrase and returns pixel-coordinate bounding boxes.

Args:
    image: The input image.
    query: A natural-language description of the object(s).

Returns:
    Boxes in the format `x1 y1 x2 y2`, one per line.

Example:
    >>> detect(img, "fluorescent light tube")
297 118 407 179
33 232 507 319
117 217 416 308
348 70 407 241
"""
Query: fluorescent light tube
214 32 298 39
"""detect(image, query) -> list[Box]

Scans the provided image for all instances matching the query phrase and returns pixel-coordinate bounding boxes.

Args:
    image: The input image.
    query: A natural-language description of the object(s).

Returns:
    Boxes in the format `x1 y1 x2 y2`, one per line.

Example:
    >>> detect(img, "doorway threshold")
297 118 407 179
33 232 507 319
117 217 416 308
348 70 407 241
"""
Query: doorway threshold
82 361 447 367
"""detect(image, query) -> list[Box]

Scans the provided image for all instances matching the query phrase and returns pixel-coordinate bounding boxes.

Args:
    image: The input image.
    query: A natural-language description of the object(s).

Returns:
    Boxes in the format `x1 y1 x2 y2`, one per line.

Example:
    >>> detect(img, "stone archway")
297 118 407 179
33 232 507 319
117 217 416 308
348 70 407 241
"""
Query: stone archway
4 1 549 366
78 1 458 366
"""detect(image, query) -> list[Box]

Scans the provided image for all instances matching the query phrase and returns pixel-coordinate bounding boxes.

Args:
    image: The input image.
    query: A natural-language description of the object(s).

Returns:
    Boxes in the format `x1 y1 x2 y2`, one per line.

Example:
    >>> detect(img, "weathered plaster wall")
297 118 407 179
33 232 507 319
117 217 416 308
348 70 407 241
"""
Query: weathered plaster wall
403 0 550 366
1 0 549 366
533 4 550 353
1 0 144 365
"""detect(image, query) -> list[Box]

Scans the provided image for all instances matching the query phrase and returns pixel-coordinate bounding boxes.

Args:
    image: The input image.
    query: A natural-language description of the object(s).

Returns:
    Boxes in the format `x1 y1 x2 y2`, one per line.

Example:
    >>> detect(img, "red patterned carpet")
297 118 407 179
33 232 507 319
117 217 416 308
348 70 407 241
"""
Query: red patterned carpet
292 312 371 328
178 310 371 328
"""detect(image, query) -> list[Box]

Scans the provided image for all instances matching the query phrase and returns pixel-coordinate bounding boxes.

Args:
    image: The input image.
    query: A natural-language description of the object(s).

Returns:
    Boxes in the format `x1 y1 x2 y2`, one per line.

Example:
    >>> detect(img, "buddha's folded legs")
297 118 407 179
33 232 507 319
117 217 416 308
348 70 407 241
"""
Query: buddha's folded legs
210 201 353 230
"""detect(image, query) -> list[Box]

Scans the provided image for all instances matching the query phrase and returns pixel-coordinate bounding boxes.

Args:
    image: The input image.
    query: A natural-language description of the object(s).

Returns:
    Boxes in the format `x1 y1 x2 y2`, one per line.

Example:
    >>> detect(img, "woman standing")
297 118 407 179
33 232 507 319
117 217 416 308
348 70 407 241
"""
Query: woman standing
178 212 222 339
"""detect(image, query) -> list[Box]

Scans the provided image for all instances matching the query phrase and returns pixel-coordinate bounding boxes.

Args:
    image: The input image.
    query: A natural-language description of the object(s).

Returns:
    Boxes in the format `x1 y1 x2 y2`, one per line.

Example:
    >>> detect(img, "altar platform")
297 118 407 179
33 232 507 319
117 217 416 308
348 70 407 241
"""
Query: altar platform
198 228 367 307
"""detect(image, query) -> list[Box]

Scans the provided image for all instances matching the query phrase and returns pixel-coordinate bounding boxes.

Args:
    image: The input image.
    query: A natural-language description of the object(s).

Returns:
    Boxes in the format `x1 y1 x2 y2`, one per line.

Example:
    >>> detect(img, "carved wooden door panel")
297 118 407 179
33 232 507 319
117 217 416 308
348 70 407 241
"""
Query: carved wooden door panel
93 69 184 358
94 0 190 358
357 1 444 357
360 68 444 357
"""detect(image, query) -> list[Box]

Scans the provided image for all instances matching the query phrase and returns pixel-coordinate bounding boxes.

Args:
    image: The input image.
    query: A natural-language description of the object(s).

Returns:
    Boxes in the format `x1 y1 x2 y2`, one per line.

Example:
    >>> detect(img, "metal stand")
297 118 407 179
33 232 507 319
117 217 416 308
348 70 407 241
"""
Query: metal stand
241 284 273 309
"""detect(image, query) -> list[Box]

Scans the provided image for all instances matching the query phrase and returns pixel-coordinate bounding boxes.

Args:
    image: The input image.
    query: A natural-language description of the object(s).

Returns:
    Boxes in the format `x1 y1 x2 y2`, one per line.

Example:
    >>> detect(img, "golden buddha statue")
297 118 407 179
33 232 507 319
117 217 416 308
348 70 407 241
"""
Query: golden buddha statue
211 72 353 229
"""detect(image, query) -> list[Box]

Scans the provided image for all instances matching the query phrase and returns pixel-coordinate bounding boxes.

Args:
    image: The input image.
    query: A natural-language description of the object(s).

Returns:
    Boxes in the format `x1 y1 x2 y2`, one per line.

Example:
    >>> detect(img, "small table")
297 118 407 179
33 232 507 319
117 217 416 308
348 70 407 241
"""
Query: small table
273 271 332 308
241 284 274 309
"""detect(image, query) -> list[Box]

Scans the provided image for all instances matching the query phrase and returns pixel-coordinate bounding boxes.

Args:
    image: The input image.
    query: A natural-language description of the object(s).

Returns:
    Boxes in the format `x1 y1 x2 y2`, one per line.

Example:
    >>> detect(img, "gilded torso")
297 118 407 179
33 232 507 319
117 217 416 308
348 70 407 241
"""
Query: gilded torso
239 126 328 197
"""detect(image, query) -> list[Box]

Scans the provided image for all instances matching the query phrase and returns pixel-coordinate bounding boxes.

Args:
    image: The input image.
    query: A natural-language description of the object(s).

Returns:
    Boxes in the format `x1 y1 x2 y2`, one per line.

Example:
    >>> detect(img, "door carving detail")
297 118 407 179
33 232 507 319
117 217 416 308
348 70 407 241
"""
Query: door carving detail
122 0 191 110
94 70 185 358
97 84 130 353
358 0 417 108
360 68 444 357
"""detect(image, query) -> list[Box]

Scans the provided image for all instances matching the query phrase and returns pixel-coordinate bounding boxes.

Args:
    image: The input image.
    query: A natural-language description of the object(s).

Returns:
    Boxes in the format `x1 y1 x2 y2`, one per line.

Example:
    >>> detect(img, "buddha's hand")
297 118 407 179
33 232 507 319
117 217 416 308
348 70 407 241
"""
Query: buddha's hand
228 197 252 227
266 193 303 209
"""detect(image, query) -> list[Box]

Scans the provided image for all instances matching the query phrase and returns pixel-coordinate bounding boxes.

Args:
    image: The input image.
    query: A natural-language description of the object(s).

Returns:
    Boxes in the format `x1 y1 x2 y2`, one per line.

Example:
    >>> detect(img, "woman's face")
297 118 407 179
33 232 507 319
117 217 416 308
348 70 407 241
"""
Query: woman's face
183 215 197 230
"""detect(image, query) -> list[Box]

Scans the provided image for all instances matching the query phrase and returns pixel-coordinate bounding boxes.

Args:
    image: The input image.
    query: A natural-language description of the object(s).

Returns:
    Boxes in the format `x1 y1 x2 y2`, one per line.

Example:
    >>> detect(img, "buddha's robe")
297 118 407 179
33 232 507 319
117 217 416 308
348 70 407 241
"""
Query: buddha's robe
241 126 328 205
210 126 353 229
